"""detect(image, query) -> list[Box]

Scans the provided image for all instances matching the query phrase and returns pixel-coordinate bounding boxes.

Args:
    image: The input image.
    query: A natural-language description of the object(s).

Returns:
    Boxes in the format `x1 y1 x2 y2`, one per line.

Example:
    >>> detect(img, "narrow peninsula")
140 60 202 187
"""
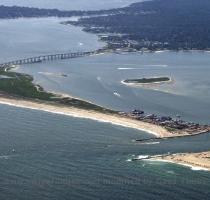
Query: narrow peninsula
152 151 210 171
0 66 209 139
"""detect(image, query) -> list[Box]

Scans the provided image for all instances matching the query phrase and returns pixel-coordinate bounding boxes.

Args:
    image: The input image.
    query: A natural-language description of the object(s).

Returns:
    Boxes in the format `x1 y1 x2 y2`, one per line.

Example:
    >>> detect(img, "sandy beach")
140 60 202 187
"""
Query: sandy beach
153 151 210 171
0 95 172 137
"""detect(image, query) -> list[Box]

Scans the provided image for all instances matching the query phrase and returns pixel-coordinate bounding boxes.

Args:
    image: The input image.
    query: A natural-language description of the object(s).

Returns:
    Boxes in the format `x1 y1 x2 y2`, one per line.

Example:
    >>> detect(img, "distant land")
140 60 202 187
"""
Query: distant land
1 0 210 51
0 5 123 19
67 0 210 51
0 5 98 18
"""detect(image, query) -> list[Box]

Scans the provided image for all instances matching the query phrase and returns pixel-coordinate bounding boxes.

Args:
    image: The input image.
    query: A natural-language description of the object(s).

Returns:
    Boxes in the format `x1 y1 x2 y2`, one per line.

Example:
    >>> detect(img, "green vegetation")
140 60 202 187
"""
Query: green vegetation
0 68 54 100
2 1 210 51
0 5 112 19
124 77 170 84
0 67 117 114
68 0 210 51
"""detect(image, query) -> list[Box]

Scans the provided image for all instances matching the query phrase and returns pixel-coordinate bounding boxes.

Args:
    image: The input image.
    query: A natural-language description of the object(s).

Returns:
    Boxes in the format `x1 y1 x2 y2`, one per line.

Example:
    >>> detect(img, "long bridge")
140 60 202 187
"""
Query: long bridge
0 50 103 68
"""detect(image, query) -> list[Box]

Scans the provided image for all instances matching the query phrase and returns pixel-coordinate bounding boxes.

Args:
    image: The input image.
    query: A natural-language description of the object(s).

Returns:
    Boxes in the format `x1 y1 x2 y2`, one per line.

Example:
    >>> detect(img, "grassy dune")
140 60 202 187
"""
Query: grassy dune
0 67 116 113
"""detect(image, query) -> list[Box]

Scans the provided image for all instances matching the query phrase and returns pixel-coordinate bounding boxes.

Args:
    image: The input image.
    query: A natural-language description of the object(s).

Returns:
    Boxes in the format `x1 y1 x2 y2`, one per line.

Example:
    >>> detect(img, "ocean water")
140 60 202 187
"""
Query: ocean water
0 4 210 200
0 105 210 200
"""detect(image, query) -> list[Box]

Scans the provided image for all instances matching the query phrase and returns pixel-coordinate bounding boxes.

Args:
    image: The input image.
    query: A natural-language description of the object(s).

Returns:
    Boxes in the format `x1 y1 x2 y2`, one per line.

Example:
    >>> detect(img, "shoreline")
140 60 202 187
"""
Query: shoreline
121 77 173 87
0 66 209 140
0 95 171 137
150 151 210 171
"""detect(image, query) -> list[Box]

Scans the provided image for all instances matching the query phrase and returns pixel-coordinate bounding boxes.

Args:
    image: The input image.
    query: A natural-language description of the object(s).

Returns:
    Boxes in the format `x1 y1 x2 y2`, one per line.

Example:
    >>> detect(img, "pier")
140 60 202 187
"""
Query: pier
0 50 102 67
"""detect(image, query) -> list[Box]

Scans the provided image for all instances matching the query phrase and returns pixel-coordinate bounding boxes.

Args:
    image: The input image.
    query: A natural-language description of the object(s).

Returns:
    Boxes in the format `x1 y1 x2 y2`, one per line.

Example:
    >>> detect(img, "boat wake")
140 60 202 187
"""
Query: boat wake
144 64 168 68
139 142 160 145
117 67 136 70
78 42 84 46
113 92 121 98
96 76 102 81
0 155 10 159
117 64 168 70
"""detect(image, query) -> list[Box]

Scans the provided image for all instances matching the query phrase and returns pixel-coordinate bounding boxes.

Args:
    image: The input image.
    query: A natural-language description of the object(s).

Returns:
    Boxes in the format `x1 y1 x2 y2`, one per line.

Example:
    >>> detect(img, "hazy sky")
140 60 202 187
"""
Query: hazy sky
0 0 146 10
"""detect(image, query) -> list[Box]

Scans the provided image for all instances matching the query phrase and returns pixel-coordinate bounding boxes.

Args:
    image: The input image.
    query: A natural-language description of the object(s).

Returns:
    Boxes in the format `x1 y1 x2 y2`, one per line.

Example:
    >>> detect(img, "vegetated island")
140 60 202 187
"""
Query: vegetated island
122 77 171 86
0 66 210 139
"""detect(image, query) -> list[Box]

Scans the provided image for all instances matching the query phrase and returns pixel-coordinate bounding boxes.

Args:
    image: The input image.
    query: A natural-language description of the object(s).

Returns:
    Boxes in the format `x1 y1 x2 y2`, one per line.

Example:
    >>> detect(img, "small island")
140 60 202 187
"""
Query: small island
0 66 209 139
122 77 171 86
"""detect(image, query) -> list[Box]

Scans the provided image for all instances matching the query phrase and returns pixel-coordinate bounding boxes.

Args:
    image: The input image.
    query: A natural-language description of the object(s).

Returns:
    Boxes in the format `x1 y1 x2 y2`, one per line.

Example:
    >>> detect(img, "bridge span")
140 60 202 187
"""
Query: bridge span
0 50 102 68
